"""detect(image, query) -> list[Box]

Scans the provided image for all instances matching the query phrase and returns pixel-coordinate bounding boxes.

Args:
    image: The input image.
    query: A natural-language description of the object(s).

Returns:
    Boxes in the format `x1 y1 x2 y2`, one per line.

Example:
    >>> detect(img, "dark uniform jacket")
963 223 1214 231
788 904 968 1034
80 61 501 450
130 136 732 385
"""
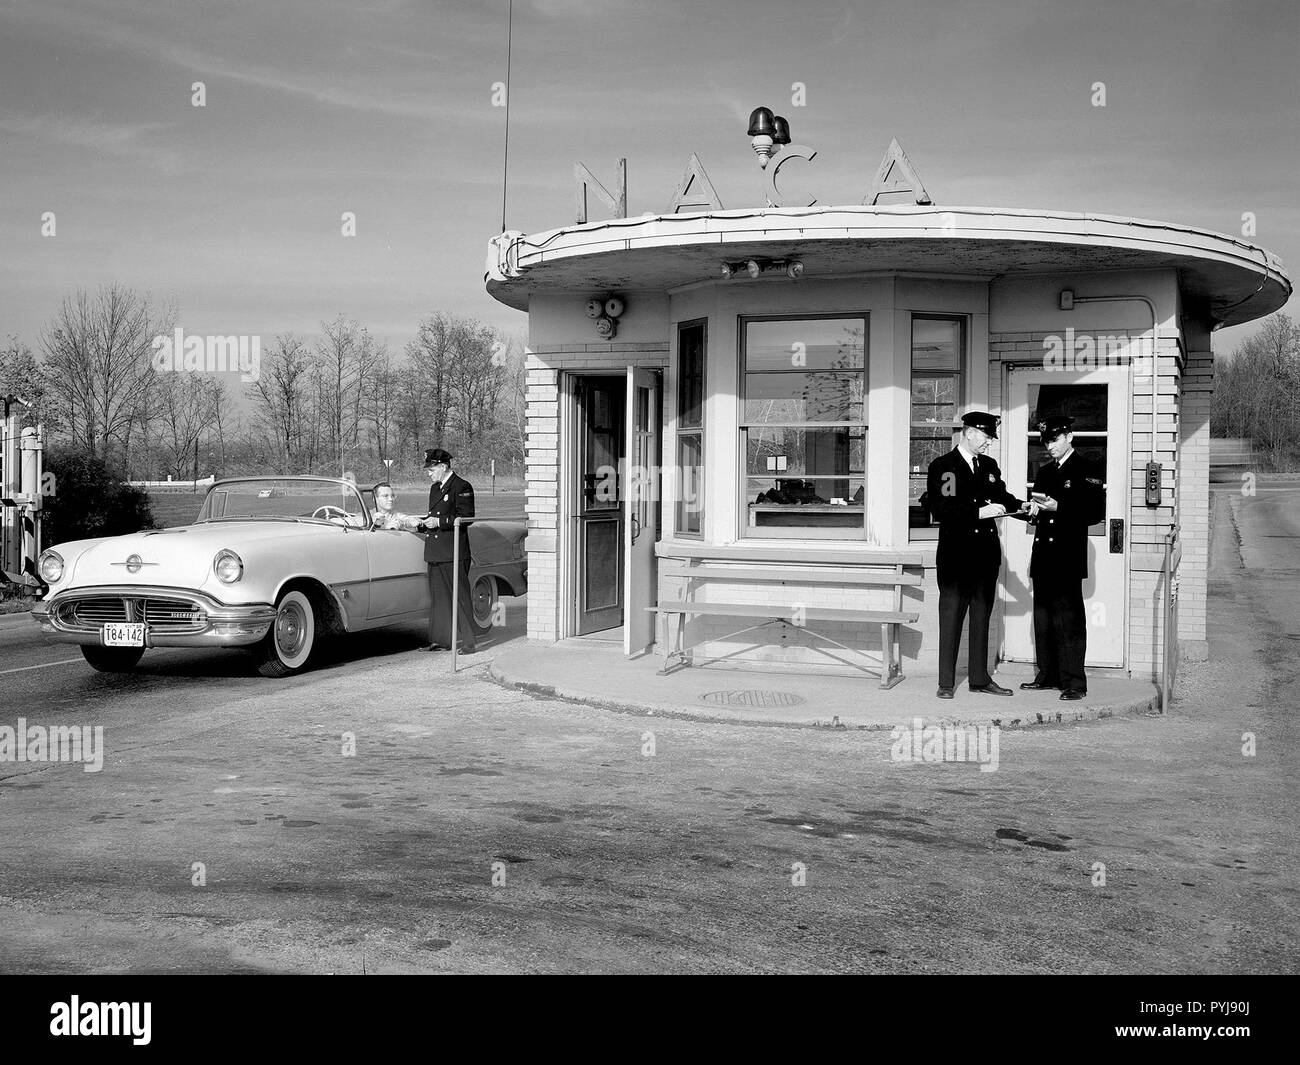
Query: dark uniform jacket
423 472 475 564
927 448 1024 584
1029 451 1105 581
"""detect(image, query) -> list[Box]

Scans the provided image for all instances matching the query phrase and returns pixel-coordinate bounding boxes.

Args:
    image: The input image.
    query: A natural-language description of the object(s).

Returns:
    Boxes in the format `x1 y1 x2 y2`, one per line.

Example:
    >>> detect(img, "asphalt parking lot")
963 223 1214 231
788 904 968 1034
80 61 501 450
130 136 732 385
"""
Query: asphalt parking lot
0 484 1296 974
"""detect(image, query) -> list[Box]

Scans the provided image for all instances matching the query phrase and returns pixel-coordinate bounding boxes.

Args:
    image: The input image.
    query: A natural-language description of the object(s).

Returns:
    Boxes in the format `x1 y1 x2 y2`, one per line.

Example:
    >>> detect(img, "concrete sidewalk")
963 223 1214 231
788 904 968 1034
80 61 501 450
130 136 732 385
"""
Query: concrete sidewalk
488 638 1158 730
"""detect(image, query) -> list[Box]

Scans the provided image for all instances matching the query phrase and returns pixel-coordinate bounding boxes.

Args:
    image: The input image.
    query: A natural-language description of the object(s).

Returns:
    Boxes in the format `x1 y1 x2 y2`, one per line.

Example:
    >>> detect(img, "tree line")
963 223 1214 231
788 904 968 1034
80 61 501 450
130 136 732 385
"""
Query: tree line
0 283 527 484
1211 312 1300 469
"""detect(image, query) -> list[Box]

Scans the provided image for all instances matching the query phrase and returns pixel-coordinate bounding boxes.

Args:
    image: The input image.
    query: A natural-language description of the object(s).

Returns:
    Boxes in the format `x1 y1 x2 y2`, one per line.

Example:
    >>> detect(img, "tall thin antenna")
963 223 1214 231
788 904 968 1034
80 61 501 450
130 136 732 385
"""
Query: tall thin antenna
501 0 514 233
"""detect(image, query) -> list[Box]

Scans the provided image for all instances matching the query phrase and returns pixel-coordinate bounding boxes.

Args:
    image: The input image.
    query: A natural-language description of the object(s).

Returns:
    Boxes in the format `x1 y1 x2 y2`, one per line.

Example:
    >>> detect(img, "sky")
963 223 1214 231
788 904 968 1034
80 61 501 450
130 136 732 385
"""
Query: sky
1 0 1297 367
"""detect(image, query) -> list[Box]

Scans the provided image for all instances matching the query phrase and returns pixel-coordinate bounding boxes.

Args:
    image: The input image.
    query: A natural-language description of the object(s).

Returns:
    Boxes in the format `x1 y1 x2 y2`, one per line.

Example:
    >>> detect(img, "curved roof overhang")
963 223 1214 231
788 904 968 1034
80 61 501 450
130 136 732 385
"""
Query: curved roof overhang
485 205 1290 328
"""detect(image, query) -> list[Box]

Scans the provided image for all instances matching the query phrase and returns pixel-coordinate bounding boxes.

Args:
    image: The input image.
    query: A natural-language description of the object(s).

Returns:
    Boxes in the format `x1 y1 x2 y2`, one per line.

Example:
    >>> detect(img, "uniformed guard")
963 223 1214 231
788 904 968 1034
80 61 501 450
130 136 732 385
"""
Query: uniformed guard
1019 416 1106 700
926 411 1028 699
417 448 478 654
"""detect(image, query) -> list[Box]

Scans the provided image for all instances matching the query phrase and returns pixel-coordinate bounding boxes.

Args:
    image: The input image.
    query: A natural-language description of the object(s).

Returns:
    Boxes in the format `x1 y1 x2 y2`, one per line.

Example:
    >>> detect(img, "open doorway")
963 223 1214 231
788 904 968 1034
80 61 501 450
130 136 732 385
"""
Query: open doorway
563 369 662 645
571 375 625 635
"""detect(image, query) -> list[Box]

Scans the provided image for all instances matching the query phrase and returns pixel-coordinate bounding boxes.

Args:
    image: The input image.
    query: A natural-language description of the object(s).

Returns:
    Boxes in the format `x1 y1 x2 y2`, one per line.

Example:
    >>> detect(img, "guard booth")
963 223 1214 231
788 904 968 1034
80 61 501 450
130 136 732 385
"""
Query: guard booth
0 396 44 595
485 120 1291 685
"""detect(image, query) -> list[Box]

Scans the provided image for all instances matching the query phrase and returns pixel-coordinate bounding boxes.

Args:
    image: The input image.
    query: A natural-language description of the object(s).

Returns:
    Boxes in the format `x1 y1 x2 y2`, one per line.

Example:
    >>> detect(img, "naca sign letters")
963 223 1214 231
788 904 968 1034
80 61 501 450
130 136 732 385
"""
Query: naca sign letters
574 137 932 223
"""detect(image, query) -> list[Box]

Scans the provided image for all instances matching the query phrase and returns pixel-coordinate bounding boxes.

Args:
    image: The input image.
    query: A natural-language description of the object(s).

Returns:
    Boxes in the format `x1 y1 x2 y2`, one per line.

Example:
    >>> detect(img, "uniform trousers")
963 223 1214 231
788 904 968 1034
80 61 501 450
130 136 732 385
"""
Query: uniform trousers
427 560 476 650
938 571 997 689
1031 573 1087 692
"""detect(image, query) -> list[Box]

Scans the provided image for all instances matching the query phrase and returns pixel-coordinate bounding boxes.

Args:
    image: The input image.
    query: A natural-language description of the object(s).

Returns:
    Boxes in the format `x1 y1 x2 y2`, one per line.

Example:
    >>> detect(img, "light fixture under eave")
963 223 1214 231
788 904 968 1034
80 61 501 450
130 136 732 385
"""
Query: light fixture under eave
718 257 805 281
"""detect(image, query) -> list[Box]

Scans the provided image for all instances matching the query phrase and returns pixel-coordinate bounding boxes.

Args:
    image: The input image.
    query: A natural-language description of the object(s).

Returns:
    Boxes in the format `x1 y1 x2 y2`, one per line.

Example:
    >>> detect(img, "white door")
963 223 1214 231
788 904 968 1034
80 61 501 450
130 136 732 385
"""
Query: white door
365 527 427 619
624 367 660 655
1003 368 1129 667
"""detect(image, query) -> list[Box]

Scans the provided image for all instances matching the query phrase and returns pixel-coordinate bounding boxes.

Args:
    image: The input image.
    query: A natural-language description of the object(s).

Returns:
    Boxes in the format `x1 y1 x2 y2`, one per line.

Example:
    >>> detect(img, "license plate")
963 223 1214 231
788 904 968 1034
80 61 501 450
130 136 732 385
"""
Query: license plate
102 623 146 647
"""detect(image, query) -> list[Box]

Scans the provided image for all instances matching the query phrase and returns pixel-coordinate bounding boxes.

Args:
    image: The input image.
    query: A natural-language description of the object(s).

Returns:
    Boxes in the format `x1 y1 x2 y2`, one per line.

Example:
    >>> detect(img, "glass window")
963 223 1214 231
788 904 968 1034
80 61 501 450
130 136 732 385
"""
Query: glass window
1026 383 1108 536
740 316 868 537
676 321 706 536
909 316 965 537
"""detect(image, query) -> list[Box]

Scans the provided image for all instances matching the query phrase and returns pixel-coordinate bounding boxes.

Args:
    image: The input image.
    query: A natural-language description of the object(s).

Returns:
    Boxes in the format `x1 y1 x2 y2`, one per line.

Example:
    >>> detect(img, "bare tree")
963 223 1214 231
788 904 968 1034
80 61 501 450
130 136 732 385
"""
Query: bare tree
446 320 504 454
156 372 215 480
363 342 399 468
207 377 231 472
38 285 173 462
247 333 313 472
315 315 381 477
486 331 527 469
1213 313 1300 469
406 314 460 449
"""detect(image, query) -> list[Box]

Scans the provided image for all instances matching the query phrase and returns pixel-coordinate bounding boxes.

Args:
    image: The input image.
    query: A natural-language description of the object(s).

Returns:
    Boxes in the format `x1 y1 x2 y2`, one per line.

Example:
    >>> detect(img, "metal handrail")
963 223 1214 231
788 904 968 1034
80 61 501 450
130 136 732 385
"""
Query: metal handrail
1160 523 1181 714
451 514 529 672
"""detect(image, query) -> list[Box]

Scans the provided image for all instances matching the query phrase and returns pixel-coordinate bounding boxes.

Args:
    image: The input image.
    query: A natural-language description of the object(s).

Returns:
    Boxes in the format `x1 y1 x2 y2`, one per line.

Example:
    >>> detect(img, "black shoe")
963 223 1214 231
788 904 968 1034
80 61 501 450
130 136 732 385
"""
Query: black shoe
1019 678 1060 690
1059 689 1086 701
970 681 1013 696
418 644 449 653
936 687 954 700
457 645 478 656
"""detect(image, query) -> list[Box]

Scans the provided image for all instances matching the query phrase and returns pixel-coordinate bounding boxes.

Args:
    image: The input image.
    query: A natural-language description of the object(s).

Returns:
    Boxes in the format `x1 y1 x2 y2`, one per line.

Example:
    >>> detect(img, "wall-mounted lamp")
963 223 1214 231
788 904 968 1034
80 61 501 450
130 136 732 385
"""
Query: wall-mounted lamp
747 106 792 169
720 257 805 280
1059 288 1075 310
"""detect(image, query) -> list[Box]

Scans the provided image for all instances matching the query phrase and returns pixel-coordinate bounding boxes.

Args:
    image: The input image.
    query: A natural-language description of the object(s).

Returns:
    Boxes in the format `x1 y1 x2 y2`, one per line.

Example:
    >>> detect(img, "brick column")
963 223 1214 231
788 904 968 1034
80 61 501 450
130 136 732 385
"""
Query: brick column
1177 330 1213 661
524 359 559 640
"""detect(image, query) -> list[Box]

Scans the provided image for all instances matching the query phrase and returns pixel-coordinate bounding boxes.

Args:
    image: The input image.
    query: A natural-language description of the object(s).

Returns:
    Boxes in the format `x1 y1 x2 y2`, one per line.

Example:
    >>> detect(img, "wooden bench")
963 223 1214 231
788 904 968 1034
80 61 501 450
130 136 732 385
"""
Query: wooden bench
648 555 922 688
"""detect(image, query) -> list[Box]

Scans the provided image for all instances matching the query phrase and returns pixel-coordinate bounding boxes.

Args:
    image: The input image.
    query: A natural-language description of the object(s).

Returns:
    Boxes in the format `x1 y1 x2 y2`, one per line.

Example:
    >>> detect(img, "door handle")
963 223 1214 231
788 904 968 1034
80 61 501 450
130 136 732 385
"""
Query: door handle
1109 518 1124 553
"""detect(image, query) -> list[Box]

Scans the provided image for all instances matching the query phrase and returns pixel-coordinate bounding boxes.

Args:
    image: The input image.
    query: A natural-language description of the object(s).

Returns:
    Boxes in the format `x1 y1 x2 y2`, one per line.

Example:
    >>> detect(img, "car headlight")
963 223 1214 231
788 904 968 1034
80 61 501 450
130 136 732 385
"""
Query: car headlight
214 549 244 584
38 549 64 584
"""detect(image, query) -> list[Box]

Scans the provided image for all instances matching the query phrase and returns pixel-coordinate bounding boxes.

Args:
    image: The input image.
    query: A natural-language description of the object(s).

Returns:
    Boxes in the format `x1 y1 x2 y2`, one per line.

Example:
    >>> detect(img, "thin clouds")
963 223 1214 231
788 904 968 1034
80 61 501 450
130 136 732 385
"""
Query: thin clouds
0 0 1293 353
0 112 188 174
3 0 489 123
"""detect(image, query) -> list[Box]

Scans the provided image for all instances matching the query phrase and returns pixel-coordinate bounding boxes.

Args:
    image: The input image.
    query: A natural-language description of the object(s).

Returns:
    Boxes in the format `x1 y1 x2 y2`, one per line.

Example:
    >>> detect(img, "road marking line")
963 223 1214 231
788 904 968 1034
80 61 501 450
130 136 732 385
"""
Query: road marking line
0 657 85 676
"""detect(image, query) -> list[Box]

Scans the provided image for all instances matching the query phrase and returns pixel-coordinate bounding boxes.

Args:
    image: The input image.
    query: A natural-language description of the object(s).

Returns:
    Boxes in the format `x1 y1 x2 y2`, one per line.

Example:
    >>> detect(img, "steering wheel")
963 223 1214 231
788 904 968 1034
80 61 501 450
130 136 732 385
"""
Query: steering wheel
312 505 351 522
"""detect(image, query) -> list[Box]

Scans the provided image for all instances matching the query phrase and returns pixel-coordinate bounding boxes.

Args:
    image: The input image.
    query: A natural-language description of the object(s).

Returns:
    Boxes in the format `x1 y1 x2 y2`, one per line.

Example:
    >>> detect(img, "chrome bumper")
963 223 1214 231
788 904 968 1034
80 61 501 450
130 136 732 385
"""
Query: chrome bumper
32 585 277 648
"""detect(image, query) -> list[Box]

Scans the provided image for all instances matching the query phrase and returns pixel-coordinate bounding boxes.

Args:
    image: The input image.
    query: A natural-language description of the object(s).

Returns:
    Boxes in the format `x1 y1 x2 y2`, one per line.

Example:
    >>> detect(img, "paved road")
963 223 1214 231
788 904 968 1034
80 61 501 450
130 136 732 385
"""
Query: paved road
0 488 1296 973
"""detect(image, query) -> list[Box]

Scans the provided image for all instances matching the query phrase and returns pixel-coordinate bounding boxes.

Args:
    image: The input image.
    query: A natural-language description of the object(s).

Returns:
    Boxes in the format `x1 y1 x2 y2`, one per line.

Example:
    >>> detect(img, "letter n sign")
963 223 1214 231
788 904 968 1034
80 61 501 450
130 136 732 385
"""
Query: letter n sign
575 160 627 224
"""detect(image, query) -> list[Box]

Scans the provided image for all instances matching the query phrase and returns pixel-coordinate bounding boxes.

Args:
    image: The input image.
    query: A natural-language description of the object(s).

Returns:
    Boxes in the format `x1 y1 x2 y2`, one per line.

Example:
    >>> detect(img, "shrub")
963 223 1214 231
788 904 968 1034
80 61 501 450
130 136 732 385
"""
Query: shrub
42 447 156 546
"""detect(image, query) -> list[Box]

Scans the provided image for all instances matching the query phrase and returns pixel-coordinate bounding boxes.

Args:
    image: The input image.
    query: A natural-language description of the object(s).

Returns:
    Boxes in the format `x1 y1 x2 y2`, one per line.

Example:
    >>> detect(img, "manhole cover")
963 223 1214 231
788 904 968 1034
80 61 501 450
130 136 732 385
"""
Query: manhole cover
701 690 806 708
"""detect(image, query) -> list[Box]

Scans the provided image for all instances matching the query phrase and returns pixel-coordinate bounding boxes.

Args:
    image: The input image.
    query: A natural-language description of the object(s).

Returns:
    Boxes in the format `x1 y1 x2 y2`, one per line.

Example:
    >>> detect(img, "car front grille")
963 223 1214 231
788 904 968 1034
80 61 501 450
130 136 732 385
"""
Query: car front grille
59 595 207 634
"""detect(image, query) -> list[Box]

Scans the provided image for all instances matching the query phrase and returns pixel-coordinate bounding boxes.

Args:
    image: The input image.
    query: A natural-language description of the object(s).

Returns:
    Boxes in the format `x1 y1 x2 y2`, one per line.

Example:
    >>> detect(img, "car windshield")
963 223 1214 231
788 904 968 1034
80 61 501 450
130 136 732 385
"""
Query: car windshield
196 478 370 526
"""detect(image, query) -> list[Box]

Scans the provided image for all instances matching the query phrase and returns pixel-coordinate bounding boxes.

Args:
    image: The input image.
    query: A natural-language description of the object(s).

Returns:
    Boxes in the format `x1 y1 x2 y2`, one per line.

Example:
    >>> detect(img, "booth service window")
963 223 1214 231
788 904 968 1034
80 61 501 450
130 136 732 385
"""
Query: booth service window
909 315 966 539
740 315 868 539
676 320 706 537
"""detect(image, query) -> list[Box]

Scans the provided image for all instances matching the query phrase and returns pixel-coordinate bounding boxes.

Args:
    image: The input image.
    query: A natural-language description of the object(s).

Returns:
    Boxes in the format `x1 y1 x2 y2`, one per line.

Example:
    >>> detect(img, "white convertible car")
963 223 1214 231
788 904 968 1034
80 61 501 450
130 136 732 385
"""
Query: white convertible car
31 476 527 677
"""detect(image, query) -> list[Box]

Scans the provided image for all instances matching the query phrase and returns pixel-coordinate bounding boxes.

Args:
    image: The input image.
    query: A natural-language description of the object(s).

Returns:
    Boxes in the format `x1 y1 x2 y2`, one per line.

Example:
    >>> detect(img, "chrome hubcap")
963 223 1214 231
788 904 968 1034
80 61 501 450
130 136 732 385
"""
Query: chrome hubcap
473 580 493 621
276 602 306 658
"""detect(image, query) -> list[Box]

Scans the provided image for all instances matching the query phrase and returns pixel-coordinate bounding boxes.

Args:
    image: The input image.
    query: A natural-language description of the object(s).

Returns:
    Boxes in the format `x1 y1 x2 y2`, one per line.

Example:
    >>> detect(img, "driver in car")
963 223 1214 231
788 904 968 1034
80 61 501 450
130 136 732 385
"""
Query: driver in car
370 482 421 531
